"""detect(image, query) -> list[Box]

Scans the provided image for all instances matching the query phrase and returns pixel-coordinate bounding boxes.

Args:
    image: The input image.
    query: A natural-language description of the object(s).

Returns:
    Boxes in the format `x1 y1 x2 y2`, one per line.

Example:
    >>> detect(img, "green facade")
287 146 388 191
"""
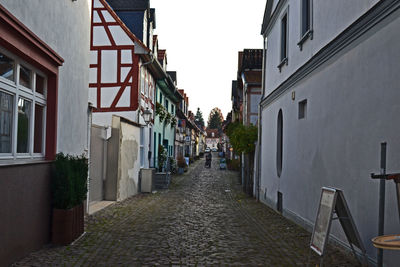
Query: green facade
153 83 177 170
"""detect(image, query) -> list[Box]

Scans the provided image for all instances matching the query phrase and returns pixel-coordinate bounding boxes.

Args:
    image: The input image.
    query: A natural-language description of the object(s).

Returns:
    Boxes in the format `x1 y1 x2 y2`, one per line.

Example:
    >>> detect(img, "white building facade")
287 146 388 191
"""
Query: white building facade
0 0 91 264
259 0 400 265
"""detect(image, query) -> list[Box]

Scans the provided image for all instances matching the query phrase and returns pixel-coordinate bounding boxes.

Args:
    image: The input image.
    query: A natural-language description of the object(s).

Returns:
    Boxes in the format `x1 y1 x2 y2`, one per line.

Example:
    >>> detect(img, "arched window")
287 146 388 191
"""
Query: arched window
277 109 283 177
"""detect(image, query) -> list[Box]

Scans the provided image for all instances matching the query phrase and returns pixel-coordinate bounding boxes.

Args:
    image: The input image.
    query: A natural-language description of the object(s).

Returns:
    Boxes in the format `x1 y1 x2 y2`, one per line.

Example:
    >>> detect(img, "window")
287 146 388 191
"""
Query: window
281 14 288 61
278 10 289 71
298 99 307 119
165 99 169 112
140 69 145 94
171 104 175 115
19 65 31 89
140 127 144 167
159 92 163 103
0 91 13 153
0 49 47 158
0 53 14 81
276 109 283 177
298 0 313 50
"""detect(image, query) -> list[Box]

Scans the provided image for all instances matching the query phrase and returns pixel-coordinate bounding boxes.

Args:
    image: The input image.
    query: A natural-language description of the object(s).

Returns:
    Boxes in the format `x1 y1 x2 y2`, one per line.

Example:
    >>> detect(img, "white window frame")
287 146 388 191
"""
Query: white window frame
0 46 47 160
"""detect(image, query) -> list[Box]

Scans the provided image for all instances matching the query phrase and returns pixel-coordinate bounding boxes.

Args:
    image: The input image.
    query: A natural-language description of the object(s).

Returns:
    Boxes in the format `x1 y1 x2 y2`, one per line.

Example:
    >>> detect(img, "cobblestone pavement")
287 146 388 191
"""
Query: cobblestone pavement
14 155 361 266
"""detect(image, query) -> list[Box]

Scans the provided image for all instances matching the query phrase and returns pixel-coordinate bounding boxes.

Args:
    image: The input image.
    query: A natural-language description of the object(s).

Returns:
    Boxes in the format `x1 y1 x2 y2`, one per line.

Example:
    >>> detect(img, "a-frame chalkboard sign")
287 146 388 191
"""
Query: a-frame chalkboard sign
309 187 368 266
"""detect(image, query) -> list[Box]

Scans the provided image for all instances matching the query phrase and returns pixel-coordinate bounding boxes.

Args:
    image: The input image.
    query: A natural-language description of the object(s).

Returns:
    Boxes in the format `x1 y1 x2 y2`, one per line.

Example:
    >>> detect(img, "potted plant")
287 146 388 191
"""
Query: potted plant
51 153 88 245
157 145 167 172
177 155 186 174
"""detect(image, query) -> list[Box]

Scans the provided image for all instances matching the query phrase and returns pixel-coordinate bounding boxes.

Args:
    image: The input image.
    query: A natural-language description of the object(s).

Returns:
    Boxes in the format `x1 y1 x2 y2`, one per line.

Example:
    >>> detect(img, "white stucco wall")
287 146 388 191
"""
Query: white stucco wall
260 9 400 265
2 0 91 156
265 0 379 96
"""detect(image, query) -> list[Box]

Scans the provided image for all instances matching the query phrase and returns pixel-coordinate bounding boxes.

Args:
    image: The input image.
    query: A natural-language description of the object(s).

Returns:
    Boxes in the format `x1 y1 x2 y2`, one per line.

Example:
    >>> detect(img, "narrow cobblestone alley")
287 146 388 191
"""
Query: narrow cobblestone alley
14 155 360 266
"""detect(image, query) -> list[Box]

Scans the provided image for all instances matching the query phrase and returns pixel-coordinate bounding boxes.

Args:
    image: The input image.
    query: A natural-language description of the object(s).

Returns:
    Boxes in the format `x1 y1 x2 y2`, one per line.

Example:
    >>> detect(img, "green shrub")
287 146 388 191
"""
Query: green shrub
52 153 88 209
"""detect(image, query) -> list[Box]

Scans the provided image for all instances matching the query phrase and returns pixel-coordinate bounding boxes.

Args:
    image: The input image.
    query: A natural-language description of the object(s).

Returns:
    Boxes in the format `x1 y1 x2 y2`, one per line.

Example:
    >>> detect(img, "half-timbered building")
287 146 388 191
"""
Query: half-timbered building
89 0 157 202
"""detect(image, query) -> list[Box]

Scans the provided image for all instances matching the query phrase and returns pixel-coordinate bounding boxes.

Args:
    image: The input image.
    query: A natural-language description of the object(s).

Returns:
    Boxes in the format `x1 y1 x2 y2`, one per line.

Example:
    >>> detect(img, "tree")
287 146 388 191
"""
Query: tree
207 107 224 130
194 107 205 128
226 123 258 154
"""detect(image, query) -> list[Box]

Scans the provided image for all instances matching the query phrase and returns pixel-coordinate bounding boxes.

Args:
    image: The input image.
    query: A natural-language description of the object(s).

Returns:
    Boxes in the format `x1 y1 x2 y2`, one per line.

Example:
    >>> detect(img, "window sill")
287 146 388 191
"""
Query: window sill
277 57 288 72
0 158 51 167
297 30 313 51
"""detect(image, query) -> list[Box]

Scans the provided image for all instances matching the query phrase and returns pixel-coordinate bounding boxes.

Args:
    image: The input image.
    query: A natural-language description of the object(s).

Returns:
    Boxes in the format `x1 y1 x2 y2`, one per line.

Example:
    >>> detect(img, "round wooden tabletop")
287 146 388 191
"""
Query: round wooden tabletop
372 235 400 250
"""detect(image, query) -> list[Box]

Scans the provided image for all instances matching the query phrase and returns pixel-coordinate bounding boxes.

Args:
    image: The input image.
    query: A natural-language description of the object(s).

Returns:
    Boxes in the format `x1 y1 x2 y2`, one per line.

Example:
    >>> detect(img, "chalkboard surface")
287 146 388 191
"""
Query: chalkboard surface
310 187 337 256
309 187 367 265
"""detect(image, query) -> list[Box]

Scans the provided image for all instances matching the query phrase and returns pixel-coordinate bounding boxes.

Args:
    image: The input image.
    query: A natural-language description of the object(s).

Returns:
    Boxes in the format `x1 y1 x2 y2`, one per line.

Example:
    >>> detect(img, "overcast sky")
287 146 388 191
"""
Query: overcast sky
151 0 266 120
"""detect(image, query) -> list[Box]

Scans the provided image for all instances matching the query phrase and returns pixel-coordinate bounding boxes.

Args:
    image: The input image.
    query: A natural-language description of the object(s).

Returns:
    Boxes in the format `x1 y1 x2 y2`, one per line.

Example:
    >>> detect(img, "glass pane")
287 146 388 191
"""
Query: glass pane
35 74 45 95
34 104 44 153
17 98 31 153
19 65 31 88
0 53 14 81
0 91 13 153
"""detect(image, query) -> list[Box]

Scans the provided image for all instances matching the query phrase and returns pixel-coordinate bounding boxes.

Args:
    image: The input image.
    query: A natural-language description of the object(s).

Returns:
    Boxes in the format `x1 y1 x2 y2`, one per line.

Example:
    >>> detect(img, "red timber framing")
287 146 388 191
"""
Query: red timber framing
90 0 150 113
0 4 64 160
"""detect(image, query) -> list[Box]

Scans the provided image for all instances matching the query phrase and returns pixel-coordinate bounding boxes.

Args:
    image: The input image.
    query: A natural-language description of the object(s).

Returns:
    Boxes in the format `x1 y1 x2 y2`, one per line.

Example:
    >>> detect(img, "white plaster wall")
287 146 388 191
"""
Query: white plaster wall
2 0 92 156
265 0 379 96
260 12 400 265
92 111 139 128
118 121 140 200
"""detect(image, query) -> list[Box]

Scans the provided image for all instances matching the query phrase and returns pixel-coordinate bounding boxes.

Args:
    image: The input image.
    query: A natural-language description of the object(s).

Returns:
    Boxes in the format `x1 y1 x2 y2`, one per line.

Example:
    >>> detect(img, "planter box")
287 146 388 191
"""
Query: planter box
52 203 84 245
140 168 155 193
154 172 171 189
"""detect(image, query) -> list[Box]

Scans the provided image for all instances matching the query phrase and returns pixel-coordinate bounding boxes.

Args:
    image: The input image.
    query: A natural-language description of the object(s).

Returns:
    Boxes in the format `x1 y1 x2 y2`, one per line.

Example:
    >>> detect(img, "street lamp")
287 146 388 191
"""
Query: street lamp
142 108 152 125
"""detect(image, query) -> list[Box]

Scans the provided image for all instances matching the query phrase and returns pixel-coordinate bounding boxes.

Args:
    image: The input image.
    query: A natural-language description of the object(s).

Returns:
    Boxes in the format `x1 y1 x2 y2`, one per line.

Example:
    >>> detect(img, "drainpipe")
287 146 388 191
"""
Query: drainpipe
241 73 247 191
377 142 386 267
256 37 267 202
86 102 94 213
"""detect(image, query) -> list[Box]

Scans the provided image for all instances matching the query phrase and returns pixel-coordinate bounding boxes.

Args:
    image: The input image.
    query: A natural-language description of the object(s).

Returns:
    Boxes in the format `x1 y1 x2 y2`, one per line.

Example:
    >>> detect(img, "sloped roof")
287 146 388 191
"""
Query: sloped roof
261 0 273 35
98 0 150 52
105 0 149 11
167 71 177 84
150 8 156 27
